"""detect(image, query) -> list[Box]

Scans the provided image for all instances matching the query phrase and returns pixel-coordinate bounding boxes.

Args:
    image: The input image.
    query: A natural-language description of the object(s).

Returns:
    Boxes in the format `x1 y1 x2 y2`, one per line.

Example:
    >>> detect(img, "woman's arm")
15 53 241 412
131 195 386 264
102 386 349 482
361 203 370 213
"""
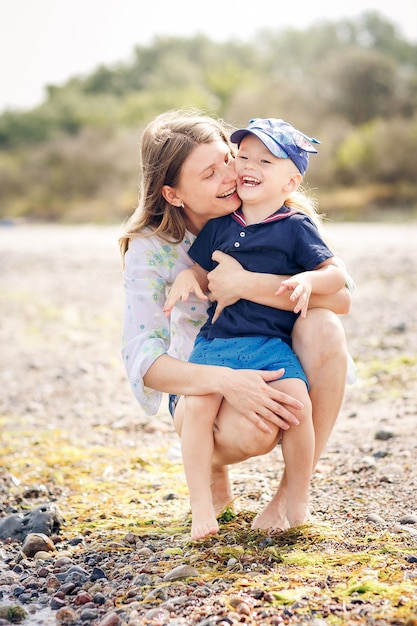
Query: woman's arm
144 354 303 432
207 250 352 318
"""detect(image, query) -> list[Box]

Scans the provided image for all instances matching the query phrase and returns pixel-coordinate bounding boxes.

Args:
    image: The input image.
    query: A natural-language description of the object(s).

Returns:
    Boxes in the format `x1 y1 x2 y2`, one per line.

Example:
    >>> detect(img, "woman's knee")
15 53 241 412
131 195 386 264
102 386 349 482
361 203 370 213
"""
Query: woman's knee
292 309 347 357
214 415 280 461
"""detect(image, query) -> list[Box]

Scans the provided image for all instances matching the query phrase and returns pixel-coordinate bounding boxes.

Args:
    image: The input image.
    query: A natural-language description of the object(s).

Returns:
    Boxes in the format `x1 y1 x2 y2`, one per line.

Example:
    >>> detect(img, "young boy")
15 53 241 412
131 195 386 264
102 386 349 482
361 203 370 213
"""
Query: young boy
164 118 346 540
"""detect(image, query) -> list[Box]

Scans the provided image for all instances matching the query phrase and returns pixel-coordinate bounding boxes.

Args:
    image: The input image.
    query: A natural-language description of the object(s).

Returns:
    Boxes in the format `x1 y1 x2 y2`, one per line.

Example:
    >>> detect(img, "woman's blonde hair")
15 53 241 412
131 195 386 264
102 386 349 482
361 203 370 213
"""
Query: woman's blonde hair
119 109 235 258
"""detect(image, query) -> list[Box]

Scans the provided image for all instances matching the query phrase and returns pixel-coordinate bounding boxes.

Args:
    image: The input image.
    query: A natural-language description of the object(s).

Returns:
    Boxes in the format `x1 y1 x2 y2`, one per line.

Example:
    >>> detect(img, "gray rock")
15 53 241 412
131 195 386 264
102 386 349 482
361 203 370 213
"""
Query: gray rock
375 430 395 441
0 503 64 541
398 514 417 525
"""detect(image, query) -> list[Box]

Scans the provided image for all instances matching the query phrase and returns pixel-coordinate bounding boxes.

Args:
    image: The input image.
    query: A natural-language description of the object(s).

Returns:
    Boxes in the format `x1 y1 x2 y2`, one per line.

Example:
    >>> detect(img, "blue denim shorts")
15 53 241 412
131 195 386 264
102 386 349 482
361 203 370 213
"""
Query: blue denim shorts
168 393 180 418
189 336 309 388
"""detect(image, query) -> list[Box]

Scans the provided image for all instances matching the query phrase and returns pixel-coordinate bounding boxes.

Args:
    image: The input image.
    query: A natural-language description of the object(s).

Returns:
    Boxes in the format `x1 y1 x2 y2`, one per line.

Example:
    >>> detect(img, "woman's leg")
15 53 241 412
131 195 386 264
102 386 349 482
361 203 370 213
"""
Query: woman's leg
293 309 348 466
252 309 348 528
251 379 313 530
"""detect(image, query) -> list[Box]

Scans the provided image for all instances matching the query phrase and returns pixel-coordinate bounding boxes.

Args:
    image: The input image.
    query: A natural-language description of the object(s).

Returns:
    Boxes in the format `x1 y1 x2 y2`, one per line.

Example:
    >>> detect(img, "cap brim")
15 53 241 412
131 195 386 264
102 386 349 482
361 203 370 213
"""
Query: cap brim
230 129 251 144
230 128 289 159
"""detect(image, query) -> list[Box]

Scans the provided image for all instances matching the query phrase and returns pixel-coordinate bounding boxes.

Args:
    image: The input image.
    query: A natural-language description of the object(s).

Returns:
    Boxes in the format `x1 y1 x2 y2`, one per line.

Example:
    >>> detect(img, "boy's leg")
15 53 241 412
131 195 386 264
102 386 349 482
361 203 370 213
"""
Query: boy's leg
278 380 314 527
174 396 233 515
176 393 223 540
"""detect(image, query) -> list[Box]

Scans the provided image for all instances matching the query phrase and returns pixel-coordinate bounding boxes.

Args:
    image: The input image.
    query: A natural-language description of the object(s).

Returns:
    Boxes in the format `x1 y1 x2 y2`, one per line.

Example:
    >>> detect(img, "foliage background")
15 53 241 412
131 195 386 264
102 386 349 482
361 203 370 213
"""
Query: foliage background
1 11 417 223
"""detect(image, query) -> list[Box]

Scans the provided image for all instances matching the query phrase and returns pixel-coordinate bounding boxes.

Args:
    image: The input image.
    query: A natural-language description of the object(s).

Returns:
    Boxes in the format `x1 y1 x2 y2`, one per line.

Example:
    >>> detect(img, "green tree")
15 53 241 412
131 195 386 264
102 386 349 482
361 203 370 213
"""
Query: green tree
320 48 397 124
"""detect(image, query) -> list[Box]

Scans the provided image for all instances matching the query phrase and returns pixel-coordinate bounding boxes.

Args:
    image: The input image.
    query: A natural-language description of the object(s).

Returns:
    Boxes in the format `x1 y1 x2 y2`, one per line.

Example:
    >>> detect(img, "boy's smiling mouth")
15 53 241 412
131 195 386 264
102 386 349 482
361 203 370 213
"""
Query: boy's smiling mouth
241 176 260 187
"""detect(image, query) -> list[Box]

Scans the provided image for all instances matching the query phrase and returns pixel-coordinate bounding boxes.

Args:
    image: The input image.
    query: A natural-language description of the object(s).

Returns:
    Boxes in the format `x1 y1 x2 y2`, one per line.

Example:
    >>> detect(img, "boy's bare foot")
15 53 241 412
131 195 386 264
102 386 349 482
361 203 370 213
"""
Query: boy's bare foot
190 502 219 540
211 465 233 515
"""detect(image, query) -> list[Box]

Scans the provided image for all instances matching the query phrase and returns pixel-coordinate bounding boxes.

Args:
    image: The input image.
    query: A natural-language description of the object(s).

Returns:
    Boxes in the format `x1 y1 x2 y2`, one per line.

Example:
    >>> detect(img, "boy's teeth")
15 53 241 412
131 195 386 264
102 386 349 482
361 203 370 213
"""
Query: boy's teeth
242 177 259 186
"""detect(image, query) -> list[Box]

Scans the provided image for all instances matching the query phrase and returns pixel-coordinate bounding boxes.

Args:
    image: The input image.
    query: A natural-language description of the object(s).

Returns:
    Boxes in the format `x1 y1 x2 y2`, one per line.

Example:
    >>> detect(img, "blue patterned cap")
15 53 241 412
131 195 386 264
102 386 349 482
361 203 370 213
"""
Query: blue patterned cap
230 118 320 175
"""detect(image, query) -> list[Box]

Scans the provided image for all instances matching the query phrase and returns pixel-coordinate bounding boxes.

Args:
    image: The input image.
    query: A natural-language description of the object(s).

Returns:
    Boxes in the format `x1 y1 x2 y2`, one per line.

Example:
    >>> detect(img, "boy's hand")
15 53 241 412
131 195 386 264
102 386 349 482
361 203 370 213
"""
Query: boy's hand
163 269 208 317
276 275 312 318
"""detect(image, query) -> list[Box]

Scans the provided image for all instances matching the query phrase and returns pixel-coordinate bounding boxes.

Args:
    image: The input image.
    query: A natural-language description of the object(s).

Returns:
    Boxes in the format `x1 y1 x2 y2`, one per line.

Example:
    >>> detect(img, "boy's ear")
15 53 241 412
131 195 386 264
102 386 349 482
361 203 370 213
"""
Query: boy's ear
284 172 303 192
162 185 183 207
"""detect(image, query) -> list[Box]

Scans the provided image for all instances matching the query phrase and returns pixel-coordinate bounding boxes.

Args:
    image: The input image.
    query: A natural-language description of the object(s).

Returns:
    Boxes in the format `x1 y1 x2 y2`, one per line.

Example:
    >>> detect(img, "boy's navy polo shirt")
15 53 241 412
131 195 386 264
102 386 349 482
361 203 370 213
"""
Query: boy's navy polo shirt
188 206 334 346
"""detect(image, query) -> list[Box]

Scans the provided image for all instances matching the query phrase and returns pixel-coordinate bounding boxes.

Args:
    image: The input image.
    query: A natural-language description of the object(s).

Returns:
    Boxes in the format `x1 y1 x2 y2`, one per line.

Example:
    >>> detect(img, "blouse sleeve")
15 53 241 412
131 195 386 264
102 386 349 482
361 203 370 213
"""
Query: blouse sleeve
121 233 206 415
121 237 172 415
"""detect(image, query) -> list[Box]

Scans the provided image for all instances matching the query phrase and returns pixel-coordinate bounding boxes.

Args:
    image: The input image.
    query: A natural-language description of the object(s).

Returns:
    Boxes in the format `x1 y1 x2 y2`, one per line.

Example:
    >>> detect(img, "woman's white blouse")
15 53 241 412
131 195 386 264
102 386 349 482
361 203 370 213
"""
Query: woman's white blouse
121 231 208 415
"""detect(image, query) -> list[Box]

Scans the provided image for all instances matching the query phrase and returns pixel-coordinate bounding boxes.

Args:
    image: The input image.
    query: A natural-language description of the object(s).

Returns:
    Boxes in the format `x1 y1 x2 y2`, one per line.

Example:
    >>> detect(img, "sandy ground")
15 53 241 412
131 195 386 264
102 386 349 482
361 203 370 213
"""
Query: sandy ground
1 220 417 525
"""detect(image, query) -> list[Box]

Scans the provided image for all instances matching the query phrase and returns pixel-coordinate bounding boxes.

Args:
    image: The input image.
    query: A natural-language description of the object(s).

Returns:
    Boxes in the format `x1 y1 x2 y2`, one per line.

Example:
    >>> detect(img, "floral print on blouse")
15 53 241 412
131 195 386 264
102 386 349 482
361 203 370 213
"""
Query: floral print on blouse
121 230 208 415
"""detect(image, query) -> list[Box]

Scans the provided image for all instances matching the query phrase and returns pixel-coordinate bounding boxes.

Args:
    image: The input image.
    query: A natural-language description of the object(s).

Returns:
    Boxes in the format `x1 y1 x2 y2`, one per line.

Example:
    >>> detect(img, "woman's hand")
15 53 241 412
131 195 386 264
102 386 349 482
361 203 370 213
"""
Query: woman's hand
221 367 303 433
144 354 303 434
208 251 247 321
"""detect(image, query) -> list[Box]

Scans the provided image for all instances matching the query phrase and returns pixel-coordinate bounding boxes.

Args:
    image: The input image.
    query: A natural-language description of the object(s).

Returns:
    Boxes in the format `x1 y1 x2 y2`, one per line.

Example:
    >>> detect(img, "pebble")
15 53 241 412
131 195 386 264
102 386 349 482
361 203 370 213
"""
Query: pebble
375 429 395 441
80 607 99 620
366 513 386 524
21 533 56 558
91 566 107 580
143 607 171 622
398 514 417 524
50 596 67 610
75 590 93 605
136 547 154 558
34 550 55 560
55 606 78 623
163 564 199 581
97 612 122 626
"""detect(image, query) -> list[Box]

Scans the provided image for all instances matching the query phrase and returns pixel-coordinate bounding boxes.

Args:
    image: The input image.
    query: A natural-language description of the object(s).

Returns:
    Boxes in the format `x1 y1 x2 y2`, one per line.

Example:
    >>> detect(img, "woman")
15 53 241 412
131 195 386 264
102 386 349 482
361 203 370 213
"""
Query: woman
119 109 351 530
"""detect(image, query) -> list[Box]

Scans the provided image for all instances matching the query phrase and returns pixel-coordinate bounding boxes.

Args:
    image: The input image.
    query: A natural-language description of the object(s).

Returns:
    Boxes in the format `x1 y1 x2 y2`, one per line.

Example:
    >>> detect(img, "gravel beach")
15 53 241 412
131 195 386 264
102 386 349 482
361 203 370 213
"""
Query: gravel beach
0 221 417 625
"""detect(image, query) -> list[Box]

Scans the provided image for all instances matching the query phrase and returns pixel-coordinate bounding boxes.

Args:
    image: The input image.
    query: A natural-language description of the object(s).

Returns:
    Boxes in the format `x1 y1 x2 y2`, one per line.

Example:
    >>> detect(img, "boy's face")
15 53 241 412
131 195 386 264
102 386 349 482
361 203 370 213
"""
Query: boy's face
234 134 301 209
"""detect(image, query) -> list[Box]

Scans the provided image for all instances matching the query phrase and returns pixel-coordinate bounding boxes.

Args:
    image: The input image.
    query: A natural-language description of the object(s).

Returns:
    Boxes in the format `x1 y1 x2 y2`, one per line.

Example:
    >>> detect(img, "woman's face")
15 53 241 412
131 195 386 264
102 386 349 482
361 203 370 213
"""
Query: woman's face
174 140 240 234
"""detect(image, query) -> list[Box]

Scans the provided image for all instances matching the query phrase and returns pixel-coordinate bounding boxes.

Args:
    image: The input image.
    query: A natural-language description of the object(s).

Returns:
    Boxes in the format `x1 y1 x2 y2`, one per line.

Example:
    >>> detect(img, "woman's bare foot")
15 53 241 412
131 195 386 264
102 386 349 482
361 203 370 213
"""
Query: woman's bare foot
252 505 289 531
190 502 219 540
286 502 311 528
211 465 233 515
251 491 289 531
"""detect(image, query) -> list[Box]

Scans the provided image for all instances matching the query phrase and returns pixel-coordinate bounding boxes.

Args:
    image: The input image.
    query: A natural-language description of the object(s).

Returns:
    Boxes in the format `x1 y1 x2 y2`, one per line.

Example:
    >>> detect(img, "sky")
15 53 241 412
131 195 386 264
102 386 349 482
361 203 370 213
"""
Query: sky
1 0 416 112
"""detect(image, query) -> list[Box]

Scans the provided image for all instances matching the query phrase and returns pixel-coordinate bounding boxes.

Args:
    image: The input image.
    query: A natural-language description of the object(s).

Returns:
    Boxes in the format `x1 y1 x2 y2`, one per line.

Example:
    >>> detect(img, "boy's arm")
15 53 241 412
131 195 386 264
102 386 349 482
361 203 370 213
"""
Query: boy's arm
276 259 347 318
208 251 351 319
163 264 209 317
